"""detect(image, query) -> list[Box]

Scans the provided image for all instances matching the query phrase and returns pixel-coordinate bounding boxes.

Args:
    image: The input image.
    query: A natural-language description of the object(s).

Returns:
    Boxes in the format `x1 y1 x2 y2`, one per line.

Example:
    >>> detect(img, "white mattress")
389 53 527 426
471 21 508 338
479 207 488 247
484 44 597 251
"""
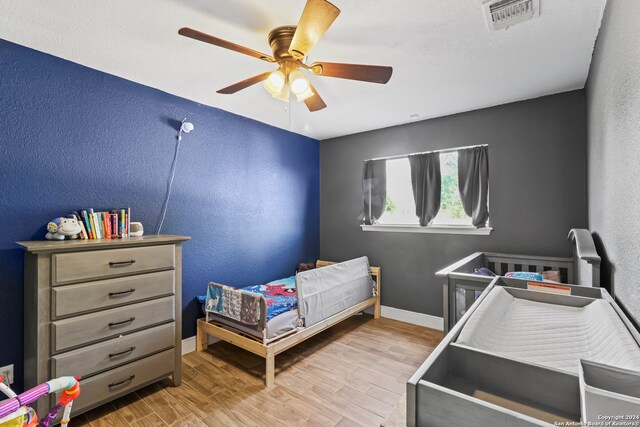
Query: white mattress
456 287 640 374
265 309 299 340
209 309 299 343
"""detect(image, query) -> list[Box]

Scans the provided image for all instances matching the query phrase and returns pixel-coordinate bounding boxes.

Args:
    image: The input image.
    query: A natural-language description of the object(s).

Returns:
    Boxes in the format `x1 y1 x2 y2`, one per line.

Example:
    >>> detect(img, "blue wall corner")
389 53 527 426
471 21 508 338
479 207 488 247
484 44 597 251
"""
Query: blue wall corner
0 39 320 390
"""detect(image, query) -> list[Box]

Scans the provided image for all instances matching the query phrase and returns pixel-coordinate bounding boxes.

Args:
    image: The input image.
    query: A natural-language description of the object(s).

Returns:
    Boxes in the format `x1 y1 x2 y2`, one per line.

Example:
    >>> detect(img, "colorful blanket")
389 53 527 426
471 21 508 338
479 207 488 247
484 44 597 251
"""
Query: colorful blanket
205 283 264 326
243 276 298 321
204 276 298 325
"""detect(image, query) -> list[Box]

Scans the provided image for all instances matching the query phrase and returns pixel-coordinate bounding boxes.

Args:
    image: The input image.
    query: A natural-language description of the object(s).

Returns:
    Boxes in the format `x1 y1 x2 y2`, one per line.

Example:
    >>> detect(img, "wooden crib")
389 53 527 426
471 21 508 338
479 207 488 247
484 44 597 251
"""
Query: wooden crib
436 228 601 333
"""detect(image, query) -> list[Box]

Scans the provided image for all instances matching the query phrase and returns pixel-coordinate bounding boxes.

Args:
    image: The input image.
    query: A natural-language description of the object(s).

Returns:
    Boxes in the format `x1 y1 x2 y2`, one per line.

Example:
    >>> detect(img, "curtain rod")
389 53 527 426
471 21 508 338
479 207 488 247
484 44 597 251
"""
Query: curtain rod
365 144 488 162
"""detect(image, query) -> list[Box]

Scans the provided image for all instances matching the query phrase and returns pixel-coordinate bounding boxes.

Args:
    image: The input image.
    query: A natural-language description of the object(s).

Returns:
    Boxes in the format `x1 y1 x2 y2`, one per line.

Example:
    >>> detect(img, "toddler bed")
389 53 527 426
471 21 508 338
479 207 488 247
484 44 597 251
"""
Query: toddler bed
196 257 381 386
203 276 300 343
436 228 601 332
407 277 640 426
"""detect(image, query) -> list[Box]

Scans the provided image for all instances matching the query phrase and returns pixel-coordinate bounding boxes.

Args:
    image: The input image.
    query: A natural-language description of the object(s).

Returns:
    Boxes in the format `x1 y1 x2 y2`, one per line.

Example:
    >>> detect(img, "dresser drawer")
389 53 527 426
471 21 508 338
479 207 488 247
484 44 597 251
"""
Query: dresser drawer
52 323 175 378
53 245 175 285
52 270 175 318
68 349 174 413
51 297 174 353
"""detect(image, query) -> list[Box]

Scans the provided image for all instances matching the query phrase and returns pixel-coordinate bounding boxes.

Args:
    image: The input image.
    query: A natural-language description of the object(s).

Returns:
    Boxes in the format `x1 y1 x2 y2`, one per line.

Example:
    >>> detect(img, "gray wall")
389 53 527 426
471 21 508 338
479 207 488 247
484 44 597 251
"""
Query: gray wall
320 91 588 317
586 0 640 324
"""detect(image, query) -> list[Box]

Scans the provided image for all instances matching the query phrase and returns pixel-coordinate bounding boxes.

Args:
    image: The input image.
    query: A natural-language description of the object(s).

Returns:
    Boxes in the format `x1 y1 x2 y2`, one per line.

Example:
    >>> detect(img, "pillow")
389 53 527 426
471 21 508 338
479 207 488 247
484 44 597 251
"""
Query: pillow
196 295 207 316
541 270 562 283
474 267 496 277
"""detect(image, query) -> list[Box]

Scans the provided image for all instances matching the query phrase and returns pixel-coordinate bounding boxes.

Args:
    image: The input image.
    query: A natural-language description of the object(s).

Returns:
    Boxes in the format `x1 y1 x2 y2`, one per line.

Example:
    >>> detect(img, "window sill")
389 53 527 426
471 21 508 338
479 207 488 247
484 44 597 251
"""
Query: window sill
360 224 493 235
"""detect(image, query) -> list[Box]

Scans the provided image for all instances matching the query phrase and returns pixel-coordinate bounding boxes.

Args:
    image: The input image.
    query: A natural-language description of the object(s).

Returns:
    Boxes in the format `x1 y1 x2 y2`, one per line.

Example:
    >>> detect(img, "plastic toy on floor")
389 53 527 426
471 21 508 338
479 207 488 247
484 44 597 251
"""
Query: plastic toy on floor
0 375 80 427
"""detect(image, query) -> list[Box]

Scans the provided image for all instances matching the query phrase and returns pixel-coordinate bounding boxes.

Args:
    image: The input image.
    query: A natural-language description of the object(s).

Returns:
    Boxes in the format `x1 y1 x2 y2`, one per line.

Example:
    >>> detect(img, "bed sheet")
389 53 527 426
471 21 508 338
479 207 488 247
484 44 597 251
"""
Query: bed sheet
241 276 298 321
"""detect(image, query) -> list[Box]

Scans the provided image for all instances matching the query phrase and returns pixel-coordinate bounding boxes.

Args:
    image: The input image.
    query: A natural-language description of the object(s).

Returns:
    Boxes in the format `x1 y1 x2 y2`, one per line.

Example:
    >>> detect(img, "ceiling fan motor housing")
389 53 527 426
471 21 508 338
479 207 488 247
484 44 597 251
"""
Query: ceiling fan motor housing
268 26 299 62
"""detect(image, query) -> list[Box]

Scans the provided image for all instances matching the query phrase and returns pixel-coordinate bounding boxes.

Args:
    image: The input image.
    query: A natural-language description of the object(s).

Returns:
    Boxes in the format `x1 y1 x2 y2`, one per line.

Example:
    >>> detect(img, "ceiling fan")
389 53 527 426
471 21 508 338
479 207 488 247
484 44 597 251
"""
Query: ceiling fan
178 0 393 112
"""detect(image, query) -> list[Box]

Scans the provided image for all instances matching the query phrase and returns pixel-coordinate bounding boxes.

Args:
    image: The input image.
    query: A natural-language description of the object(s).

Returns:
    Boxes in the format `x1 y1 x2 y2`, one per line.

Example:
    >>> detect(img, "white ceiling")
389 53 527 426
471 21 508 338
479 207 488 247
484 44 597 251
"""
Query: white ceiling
0 0 606 140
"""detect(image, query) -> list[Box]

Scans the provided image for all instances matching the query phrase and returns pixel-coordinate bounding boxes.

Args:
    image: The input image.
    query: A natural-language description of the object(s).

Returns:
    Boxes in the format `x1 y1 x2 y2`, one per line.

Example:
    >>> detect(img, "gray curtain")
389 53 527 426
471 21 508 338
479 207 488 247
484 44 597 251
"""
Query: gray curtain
362 159 387 225
458 146 489 227
409 153 441 226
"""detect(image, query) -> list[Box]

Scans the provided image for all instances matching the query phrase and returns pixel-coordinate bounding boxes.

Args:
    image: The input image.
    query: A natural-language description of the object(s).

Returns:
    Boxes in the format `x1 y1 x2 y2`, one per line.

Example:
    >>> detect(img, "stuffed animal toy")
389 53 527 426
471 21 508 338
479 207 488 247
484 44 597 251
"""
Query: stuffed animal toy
295 262 316 274
45 217 82 240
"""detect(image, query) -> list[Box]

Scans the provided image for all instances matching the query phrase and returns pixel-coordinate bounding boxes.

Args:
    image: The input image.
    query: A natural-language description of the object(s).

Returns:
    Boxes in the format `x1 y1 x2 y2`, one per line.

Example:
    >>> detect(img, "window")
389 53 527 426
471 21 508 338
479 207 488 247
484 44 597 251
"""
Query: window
364 146 491 235
377 158 415 225
432 151 471 226
379 151 472 226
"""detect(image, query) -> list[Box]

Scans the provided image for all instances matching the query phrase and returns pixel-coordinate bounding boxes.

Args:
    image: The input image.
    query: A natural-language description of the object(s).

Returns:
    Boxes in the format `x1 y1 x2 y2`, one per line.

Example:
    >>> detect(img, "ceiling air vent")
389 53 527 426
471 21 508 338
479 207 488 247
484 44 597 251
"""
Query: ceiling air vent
483 0 540 31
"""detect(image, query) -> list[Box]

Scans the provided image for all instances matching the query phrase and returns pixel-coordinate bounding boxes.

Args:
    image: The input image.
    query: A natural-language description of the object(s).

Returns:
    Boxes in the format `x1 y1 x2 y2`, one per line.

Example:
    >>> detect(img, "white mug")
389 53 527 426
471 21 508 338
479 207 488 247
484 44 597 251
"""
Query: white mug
129 222 144 237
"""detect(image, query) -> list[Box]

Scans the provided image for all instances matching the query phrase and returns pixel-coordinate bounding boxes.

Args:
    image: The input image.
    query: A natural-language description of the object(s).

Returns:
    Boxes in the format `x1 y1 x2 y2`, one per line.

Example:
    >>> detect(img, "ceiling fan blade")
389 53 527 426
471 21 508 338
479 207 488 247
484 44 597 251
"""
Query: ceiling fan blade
304 83 327 112
217 72 272 94
178 27 275 63
289 0 340 59
310 62 393 84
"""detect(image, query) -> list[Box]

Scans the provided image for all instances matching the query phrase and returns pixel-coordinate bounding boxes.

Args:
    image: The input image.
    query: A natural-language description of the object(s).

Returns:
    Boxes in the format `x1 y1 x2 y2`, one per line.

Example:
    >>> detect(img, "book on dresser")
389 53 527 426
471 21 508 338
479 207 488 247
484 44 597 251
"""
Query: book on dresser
17 234 190 419
68 207 131 240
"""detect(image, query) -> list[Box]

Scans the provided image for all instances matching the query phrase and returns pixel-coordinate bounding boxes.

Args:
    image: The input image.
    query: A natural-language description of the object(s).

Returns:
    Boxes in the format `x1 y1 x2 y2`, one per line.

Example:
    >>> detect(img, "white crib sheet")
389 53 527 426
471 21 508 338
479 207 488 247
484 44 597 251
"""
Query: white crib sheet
456 287 640 374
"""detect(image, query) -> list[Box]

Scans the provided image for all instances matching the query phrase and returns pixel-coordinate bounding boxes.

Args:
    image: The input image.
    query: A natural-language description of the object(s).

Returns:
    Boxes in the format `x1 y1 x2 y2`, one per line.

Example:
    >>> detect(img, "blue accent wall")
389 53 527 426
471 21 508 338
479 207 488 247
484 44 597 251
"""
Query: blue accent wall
0 39 319 390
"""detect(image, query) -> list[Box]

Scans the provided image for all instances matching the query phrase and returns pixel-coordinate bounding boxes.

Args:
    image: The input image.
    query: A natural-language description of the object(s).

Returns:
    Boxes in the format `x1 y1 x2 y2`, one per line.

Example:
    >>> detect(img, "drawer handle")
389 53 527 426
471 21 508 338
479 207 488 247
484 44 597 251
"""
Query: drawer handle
108 317 136 328
109 259 136 267
108 346 136 358
108 289 136 297
108 375 135 388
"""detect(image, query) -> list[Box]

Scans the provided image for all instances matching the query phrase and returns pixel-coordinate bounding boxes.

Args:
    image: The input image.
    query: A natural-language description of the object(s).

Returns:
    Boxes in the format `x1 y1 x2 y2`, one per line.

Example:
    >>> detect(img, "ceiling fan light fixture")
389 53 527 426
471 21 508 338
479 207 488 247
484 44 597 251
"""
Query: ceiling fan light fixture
264 70 286 96
295 85 315 102
263 80 279 97
289 69 310 95
271 82 290 102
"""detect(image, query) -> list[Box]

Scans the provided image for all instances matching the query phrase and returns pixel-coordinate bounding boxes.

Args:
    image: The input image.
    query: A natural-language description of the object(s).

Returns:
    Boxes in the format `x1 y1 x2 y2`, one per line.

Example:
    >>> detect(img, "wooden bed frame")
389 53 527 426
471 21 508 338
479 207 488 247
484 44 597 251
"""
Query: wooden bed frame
196 260 381 387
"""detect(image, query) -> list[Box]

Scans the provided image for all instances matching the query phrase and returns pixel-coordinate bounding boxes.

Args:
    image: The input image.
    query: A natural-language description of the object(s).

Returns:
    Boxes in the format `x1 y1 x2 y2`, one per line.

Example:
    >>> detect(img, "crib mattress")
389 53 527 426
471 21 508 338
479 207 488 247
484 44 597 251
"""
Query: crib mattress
456 286 640 374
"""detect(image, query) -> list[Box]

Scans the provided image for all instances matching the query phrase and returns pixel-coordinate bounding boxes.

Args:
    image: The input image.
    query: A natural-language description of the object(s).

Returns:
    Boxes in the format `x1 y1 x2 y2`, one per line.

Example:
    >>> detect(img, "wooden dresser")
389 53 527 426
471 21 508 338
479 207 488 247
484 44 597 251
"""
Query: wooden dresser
17 235 190 417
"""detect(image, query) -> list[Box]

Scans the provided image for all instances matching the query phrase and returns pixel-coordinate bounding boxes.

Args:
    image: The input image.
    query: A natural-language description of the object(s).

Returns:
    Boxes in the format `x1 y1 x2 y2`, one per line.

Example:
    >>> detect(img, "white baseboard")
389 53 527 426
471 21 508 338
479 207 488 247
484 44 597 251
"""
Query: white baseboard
381 305 444 330
182 305 442 355
181 335 219 355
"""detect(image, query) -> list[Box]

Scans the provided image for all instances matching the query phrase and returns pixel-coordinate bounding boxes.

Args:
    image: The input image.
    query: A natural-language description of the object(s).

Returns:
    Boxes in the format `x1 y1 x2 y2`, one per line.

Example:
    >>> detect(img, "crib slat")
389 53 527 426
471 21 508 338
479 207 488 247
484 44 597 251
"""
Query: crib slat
566 267 574 284
465 289 476 313
494 263 502 275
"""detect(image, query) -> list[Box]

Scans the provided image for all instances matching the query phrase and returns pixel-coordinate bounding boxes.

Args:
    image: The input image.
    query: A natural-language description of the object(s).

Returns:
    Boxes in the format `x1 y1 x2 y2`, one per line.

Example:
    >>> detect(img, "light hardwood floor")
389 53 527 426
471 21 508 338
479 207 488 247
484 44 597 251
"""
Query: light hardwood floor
74 315 442 427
